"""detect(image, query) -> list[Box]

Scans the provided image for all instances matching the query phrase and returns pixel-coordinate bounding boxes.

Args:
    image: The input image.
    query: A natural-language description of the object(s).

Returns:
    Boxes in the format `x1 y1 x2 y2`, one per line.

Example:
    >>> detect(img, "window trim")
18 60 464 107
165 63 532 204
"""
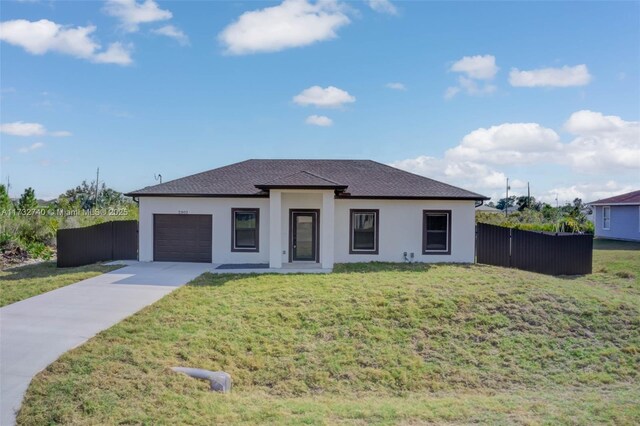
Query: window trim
422 210 452 255
602 206 611 231
231 208 260 252
349 209 379 255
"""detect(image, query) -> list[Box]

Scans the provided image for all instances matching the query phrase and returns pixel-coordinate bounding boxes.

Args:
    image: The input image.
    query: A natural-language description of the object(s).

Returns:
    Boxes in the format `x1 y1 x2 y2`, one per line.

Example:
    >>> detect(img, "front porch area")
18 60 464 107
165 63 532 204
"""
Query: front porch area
267 188 336 270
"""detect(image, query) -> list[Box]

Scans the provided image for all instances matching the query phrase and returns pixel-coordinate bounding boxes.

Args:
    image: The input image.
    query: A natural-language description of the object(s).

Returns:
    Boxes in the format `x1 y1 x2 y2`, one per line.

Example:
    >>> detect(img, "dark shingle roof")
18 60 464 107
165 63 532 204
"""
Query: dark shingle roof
588 190 640 205
255 170 347 190
126 159 488 200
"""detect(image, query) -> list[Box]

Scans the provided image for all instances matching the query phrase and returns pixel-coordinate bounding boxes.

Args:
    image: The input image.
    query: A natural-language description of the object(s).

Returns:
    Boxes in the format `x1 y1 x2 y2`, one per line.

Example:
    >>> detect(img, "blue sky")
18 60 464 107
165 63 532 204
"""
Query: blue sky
1 0 638 202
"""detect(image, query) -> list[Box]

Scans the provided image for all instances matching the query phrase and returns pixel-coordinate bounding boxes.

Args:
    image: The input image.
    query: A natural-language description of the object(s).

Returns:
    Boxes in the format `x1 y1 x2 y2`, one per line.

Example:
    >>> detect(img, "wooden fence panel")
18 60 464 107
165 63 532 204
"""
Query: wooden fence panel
57 220 138 267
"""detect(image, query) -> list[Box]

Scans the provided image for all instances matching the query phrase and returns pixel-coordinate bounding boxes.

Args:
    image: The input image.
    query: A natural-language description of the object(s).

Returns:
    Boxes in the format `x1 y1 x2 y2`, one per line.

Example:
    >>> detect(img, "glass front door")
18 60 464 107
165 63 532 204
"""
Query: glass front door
291 212 317 261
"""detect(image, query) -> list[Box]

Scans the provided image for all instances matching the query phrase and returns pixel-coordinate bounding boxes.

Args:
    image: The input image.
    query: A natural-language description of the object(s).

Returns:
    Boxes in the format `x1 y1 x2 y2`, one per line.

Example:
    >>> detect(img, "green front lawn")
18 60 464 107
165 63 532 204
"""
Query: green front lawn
17 245 640 425
0 262 121 307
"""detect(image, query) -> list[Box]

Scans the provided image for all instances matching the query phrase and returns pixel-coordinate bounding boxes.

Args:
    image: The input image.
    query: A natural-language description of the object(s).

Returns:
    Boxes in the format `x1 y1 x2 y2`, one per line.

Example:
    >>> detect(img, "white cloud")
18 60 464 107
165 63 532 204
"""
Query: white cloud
564 109 630 134
1 121 46 136
152 25 189 45
450 55 498 80
92 42 133 65
443 86 460 100
509 64 591 87
104 0 172 32
390 110 639 203
293 85 355 108
448 76 496 98
446 55 498 99
539 181 636 204
385 82 406 91
390 155 507 191
1 121 72 137
367 0 397 15
18 142 44 153
446 122 561 164
305 115 333 126
459 76 496 95
218 0 350 55
0 19 132 65
0 19 98 56
563 110 640 172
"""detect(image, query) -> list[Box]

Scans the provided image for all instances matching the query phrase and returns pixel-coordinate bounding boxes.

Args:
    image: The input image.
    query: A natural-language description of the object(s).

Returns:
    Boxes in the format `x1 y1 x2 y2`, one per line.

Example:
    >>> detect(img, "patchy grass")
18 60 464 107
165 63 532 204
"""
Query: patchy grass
17 247 640 425
591 239 640 292
0 261 121 307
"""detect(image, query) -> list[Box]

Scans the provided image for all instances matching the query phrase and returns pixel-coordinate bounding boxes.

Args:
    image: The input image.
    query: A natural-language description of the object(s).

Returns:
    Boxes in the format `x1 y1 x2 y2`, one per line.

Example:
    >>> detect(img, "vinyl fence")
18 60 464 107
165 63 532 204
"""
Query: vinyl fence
476 223 593 275
57 220 138 267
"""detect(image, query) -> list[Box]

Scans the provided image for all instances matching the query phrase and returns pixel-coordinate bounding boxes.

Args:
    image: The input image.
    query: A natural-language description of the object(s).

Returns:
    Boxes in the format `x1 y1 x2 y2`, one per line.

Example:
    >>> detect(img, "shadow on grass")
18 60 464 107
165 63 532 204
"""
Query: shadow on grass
0 261 113 281
333 262 434 273
593 239 640 251
1 261 62 281
187 272 254 287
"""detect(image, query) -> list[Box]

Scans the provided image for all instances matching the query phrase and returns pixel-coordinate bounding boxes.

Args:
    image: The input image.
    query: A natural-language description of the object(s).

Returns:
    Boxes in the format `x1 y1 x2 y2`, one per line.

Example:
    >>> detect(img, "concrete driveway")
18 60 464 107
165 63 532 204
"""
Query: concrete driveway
0 261 212 426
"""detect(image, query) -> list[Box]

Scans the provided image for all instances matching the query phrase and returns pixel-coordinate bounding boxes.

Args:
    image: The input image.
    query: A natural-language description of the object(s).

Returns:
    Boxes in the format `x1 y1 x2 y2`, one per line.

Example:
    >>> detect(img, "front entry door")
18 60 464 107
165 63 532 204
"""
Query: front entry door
291 211 318 262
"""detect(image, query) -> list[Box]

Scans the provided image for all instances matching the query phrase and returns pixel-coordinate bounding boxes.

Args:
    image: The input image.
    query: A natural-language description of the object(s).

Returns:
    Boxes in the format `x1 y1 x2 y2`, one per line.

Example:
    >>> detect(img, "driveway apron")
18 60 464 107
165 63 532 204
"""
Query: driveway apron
0 262 211 426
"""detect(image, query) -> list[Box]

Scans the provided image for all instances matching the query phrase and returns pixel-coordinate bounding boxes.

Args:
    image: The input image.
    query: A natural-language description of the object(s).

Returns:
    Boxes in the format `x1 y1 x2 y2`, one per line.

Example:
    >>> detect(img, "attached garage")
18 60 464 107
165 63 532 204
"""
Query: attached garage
153 214 212 262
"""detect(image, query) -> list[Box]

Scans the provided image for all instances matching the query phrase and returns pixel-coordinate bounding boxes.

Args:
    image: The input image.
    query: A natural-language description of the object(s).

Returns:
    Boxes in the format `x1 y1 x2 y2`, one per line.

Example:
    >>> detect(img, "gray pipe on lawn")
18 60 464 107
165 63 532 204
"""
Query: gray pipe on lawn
171 367 232 393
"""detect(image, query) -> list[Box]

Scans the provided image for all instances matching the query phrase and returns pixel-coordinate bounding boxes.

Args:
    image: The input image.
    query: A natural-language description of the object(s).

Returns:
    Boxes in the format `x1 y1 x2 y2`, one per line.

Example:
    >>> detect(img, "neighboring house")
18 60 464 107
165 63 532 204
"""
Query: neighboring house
126 160 488 269
476 204 501 213
588 190 640 242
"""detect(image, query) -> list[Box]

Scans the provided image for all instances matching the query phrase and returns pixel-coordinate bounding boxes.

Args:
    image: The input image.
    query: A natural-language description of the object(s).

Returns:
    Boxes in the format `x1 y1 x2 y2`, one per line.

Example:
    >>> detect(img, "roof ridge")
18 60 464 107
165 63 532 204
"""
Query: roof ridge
259 170 343 186
296 170 343 185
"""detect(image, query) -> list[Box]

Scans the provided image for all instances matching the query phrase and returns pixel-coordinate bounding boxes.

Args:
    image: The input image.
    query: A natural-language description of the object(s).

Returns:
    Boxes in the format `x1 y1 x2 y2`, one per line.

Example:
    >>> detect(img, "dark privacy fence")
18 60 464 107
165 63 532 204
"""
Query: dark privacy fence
57 220 138 267
476 223 593 275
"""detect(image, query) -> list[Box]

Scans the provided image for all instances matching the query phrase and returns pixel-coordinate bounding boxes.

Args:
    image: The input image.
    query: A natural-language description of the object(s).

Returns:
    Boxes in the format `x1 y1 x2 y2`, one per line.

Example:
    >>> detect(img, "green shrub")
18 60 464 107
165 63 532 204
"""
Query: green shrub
25 241 54 260
476 208 593 234
16 217 56 246
0 231 14 248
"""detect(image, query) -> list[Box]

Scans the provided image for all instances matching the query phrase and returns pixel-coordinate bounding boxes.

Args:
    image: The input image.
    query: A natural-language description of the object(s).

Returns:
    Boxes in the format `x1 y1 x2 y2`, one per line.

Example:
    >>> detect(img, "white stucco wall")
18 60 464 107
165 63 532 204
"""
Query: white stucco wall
138 195 477 265
334 199 476 263
138 197 270 263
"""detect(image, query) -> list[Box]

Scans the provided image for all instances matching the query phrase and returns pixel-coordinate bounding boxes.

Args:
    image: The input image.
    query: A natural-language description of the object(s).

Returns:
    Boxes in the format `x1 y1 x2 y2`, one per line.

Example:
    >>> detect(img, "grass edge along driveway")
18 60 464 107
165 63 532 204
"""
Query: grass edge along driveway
0 262 121 307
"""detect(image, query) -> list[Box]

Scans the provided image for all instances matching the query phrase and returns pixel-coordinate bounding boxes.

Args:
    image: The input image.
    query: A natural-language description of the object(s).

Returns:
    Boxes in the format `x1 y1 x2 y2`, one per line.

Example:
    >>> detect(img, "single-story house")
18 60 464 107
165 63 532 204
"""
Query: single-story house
126 160 488 269
476 204 501 213
588 190 640 242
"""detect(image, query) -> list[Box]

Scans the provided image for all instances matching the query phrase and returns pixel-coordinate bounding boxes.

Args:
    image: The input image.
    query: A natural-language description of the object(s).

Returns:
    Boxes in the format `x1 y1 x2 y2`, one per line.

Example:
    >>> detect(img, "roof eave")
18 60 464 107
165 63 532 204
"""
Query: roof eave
337 195 490 201
588 202 640 206
123 192 269 198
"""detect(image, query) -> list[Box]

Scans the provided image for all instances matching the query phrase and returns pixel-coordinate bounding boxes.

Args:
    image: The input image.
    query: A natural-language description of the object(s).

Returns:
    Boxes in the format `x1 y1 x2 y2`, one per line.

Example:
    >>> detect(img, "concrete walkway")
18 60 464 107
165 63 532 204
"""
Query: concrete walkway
0 262 211 426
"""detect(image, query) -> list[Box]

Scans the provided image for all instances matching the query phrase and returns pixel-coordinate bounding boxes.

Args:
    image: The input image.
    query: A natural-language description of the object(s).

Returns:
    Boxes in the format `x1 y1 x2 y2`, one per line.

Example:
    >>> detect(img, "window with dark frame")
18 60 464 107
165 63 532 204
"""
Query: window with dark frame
422 210 451 254
350 209 379 254
231 208 259 252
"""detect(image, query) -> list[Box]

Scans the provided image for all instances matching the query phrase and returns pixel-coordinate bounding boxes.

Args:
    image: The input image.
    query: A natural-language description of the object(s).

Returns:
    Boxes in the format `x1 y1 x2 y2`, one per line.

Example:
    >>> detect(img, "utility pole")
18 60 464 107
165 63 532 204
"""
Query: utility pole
505 178 510 217
527 182 530 209
95 167 100 208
